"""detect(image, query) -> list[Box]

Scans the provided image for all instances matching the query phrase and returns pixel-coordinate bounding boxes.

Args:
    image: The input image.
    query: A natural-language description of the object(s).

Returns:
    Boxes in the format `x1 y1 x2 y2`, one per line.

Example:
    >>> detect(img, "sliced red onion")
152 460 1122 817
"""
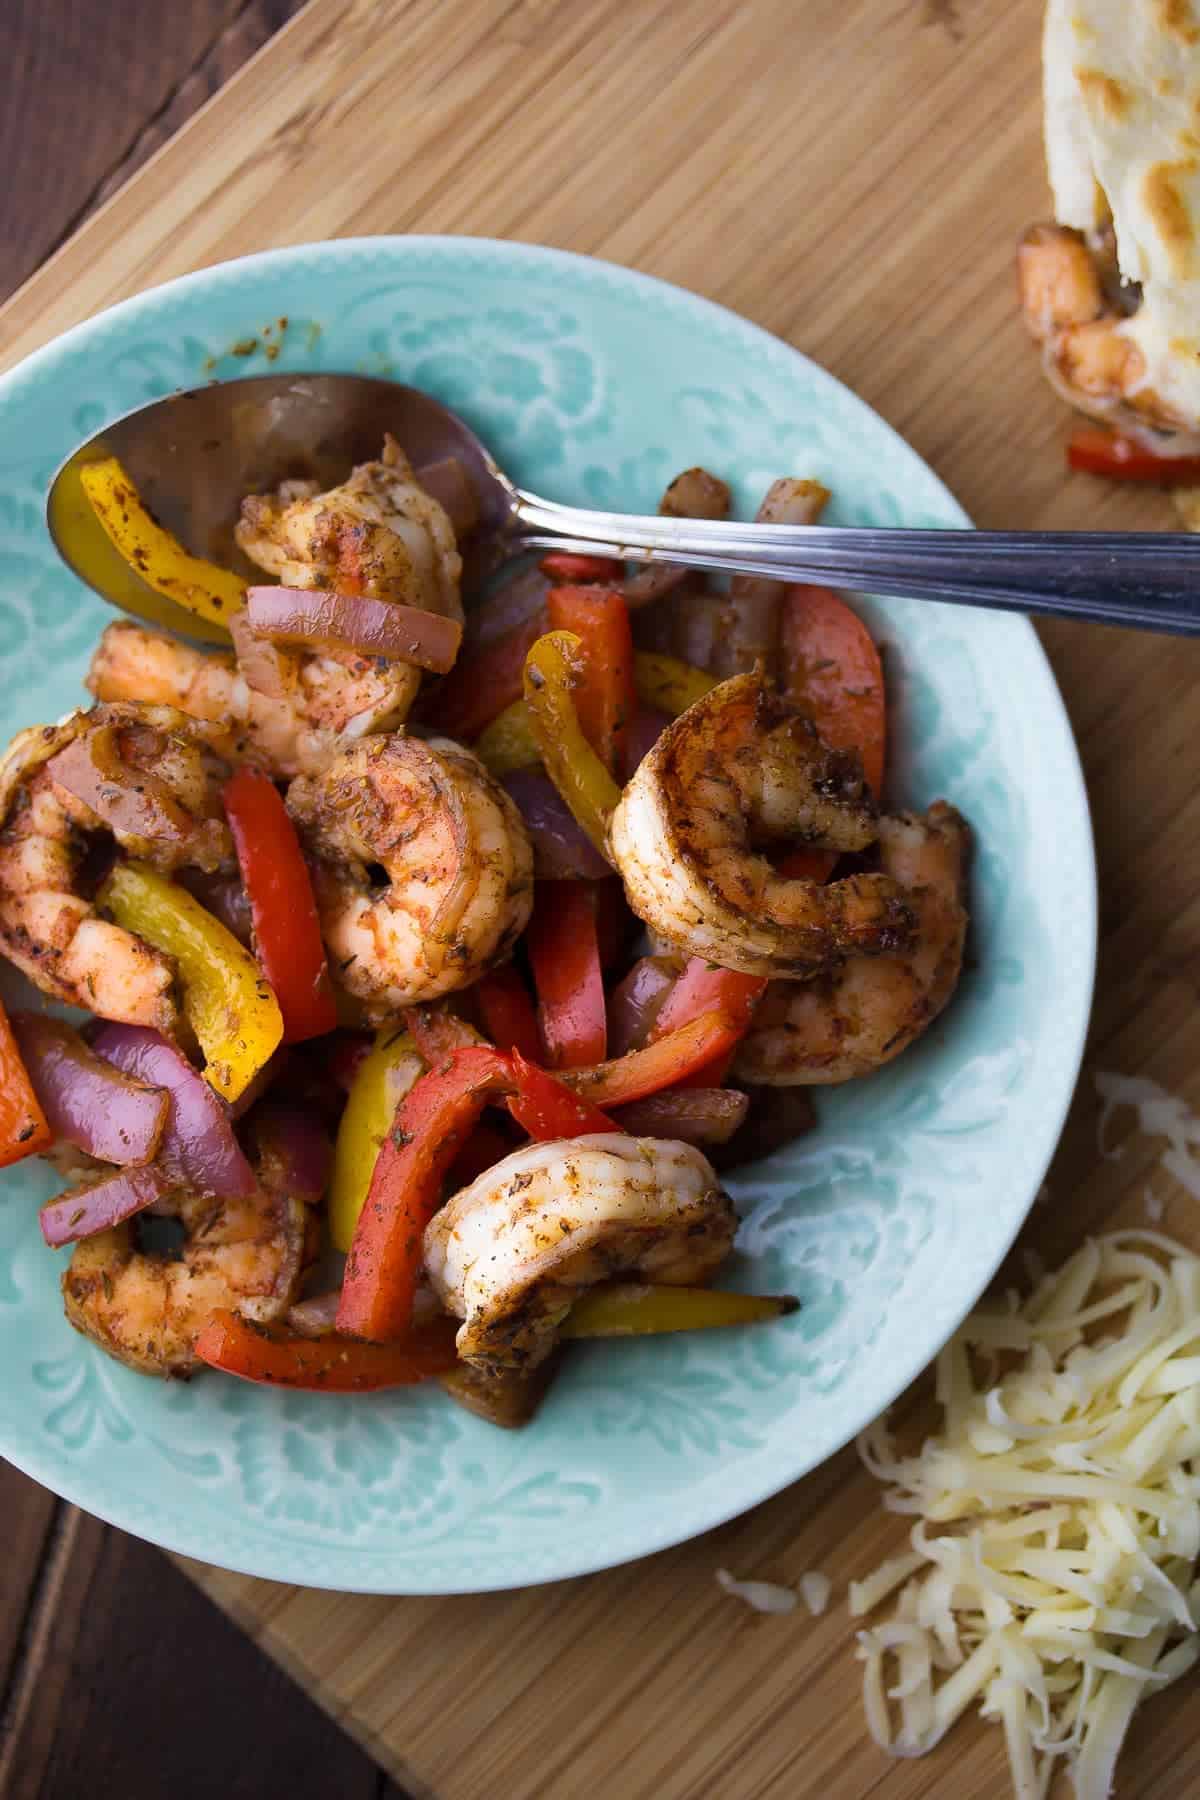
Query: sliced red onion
11 1013 168 1167
175 866 254 948
606 956 680 1058
41 1161 177 1248
464 565 549 651
247 1101 332 1205
414 457 481 536
623 703 670 780
613 1087 750 1146
47 728 191 843
91 1023 255 1199
287 1290 341 1337
246 587 462 674
501 769 612 880
709 1085 817 1171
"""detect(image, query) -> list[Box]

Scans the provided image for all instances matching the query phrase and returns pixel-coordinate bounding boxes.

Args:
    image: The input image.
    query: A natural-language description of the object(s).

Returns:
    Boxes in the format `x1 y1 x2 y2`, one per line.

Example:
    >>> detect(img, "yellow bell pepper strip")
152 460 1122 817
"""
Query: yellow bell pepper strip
523 631 622 861
475 652 717 779
473 699 541 776
79 456 245 635
561 1283 799 1337
327 1029 424 1252
99 860 283 1103
632 651 719 718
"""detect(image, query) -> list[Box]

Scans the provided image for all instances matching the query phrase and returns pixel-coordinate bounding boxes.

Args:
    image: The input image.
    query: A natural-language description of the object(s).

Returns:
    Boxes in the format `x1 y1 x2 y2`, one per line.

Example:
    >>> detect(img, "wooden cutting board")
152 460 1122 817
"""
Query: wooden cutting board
4 1 1200 1795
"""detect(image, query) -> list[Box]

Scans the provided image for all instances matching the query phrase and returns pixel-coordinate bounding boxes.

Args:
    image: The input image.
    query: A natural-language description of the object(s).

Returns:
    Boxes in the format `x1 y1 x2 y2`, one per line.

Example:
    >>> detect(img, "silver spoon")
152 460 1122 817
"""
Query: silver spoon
46 372 1200 637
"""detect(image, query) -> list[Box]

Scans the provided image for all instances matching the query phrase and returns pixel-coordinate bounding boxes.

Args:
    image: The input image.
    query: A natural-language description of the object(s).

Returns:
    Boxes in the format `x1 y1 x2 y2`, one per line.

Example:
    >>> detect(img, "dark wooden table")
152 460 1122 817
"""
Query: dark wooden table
0 7 403 1796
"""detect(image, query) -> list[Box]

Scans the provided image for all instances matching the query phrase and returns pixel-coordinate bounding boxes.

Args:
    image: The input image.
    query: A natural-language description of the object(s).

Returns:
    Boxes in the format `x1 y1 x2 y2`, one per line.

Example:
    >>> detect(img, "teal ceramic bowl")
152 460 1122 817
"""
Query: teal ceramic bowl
0 240 1094 1592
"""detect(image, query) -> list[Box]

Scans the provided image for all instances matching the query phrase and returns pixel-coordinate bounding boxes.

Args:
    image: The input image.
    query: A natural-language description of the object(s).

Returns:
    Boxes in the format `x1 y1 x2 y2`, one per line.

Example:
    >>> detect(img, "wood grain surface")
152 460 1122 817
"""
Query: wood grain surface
0 6 407 1799
2 1 1198 1796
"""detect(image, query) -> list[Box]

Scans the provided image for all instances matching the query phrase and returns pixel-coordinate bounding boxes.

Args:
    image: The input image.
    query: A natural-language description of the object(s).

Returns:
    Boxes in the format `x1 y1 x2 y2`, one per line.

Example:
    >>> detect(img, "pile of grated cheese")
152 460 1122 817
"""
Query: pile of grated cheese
854 1230 1200 1800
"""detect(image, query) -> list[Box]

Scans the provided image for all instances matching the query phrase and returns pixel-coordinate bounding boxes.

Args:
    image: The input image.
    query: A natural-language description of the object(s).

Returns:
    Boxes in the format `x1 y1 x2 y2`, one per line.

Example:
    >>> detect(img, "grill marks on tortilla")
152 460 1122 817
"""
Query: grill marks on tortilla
1158 0 1200 49
1075 66 1131 121
1144 158 1199 274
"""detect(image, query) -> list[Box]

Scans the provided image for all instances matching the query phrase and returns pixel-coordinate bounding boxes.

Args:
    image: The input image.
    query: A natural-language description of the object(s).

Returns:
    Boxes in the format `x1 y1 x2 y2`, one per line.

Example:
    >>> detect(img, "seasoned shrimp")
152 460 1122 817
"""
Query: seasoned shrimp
89 619 412 781
609 672 913 978
236 435 462 732
1016 223 1188 434
62 1177 310 1378
232 442 464 752
237 436 462 617
424 1134 735 1373
0 705 232 1026
734 802 970 1086
287 732 534 1017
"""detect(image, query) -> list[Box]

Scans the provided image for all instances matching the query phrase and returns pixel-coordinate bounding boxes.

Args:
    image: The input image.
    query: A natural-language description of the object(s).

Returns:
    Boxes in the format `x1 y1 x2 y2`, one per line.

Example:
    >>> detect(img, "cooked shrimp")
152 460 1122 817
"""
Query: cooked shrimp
424 1134 736 1373
233 439 461 749
237 434 462 616
734 802 970 1086
89 619 411 781
62 1177 310 1378
0 705 232 1026
1016 223 1186 433
609 672 913 978
287 732 534 1017
708 478 830 680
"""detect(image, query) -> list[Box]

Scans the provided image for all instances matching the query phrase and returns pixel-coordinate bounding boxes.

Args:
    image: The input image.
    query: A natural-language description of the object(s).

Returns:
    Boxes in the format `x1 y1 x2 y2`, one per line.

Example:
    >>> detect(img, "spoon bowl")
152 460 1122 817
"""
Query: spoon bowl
47 371 1200 638
47 374 517 641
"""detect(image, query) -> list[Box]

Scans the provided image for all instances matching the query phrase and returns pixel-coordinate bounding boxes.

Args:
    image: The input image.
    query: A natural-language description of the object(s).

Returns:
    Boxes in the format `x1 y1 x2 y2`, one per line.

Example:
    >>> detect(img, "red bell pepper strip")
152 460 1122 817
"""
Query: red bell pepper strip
476 965 542 1061
422 613 545 740
526 882 607 1068
539 551 625 584
1067 427 1200 484
337 1045 509 1341
649 960 766 1087
195 1309 460 1390
0 995 51 1167
559 1010 744 1108
223 766 337 1044
777 584 887 882
506 1048 617 1139
545 585 636 776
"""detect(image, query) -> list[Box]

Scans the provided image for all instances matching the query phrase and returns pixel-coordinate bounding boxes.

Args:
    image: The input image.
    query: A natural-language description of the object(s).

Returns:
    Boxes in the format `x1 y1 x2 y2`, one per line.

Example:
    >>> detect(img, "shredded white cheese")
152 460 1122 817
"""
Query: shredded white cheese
716 1568 797 1615
800 1571 832 1617
1095 1072 1200 1201
855 1231 1200 1800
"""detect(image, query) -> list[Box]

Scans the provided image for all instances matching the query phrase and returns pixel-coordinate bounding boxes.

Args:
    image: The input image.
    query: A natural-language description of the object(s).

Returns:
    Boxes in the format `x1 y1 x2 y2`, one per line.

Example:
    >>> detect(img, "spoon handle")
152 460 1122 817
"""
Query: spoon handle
514 492 1200 634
